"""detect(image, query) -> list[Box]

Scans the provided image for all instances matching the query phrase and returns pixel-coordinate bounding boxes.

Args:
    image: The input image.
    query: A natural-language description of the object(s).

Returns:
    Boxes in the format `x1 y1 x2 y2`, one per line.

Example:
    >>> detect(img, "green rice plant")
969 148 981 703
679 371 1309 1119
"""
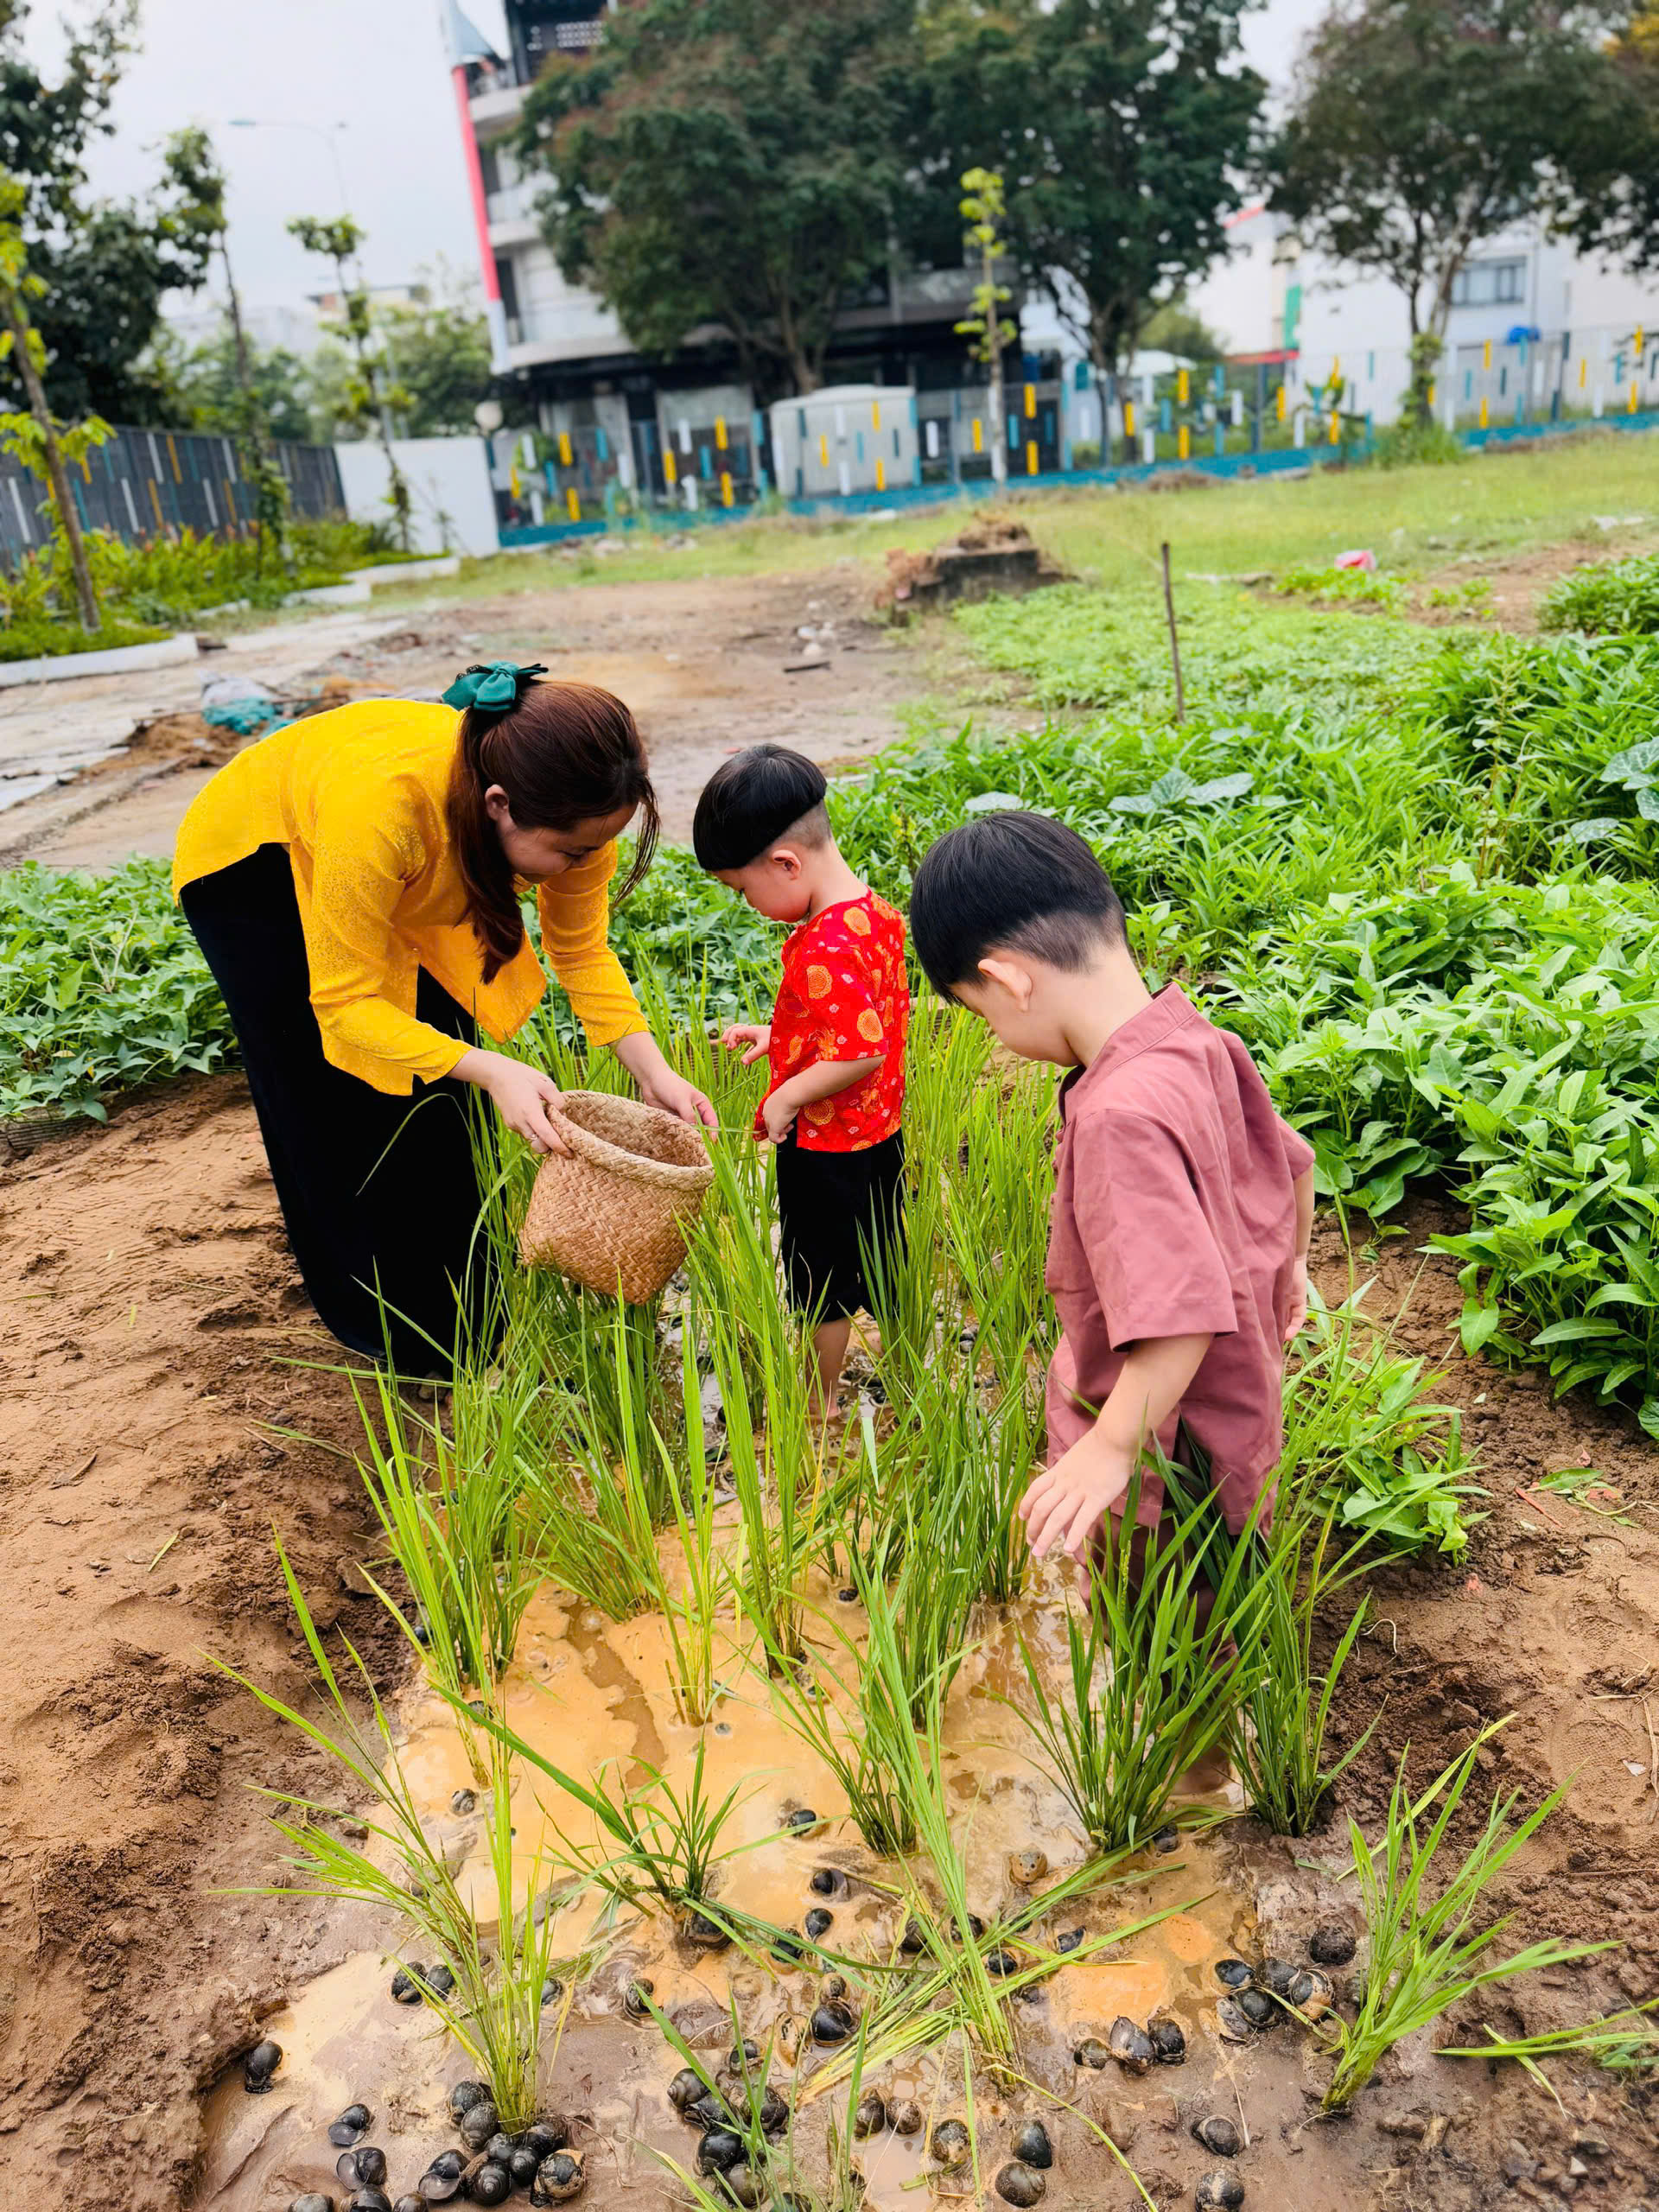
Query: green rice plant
762 1561 921 1859
1322 1726 1613 2112
1154 1427 1376 1836
1230 1516 1373 1837
1173 1463 1376 1836
215 1541 563 2127
1440 2002 1659 2080
468 1711 747 1922
687 1154 829 1672
353 1369 538 1777
529 1293 721 1720
1008 1466 1269 1856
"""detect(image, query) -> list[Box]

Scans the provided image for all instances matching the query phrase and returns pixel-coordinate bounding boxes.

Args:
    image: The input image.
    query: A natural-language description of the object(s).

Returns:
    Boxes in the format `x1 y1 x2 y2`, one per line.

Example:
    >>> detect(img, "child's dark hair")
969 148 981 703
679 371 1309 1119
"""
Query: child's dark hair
446 673 658 982
909 811 1126 997
692 743 830 873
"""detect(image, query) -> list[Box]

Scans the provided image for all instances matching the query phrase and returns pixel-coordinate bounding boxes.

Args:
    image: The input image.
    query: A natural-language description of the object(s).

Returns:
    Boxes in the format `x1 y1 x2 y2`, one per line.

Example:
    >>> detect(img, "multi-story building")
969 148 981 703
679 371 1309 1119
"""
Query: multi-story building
440 0 1063 509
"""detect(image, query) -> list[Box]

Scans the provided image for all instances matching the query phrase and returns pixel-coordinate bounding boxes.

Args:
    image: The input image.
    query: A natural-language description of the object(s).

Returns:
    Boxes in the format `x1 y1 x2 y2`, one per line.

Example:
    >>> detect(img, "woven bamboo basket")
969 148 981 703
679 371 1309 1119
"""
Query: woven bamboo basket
518 1090 714 1304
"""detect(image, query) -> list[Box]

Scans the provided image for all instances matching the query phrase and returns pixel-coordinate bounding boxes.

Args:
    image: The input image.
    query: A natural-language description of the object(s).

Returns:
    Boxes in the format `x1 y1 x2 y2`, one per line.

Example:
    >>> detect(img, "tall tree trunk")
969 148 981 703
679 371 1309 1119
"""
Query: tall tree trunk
3 289 99 632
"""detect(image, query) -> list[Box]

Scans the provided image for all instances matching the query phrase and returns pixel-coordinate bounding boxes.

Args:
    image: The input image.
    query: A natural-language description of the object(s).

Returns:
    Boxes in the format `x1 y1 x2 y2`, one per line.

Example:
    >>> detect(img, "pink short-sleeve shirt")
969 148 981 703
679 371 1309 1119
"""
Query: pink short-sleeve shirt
1044 984 1315 1534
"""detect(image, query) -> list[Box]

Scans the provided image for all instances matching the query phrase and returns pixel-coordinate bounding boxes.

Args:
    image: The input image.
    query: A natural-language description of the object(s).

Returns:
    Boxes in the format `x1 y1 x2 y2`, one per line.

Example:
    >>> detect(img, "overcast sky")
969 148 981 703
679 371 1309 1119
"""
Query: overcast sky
25 0 1323 315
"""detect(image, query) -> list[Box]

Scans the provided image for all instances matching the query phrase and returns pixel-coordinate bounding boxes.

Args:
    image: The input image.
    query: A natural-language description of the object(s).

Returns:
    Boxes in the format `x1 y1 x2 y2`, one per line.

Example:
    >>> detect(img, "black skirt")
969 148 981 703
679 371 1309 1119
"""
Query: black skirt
180 843 497 1376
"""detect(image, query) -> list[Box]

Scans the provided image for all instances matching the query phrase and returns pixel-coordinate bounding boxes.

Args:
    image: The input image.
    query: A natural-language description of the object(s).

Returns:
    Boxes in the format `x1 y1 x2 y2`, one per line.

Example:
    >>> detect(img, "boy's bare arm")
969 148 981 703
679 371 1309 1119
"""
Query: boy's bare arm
761 1053 883 1141
1285 1166 1315 1342
1020 1331 1213 1562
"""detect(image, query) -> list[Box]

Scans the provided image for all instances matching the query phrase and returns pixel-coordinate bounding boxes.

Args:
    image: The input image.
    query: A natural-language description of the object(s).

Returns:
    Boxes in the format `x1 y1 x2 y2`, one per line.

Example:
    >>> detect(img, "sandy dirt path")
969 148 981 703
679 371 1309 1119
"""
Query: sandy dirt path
1 563 925 870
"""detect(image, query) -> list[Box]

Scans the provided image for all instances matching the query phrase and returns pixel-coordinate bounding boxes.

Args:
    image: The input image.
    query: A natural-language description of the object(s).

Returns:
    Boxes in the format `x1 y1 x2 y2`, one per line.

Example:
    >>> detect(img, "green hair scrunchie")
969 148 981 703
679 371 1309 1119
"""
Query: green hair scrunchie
442 659 548 712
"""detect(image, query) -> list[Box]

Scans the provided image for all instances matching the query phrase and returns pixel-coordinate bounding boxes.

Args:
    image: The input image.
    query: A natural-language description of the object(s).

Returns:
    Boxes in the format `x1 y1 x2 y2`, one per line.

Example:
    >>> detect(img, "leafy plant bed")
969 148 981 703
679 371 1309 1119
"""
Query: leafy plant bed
0 614 168 660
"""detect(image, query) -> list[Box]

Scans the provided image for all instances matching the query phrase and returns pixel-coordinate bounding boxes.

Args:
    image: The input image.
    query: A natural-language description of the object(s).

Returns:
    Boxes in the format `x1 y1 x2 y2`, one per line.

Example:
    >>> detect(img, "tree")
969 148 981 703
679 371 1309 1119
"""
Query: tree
161 126 289 571
288 213 413 548
955 168 1014 488
376 276 494 436
1265 0 1645 423
1141 299 1229 362
1567 7 1659 275
0 170 107 630
926 0 1264 383
515 0 922 397
0 2 219 421
150 324 315 444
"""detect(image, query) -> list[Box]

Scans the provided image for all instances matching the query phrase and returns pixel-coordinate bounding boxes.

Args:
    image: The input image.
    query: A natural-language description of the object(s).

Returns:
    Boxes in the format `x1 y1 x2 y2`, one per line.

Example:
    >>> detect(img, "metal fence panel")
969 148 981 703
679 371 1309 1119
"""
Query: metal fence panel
0 427 344 569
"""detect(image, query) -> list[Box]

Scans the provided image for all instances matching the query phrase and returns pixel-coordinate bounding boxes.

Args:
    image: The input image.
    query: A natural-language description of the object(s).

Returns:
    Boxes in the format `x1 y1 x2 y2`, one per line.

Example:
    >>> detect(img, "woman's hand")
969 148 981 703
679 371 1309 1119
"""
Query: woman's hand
638 1063 718 1131
719 1021 772 1065
453 1047 569 1155
613 1030 716 1130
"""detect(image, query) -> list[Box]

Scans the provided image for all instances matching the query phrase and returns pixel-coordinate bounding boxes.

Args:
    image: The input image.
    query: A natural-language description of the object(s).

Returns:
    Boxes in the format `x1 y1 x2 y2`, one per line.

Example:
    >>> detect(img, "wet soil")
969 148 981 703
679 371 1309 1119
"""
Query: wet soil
0 1076 401 2210
5 1068 1659 2207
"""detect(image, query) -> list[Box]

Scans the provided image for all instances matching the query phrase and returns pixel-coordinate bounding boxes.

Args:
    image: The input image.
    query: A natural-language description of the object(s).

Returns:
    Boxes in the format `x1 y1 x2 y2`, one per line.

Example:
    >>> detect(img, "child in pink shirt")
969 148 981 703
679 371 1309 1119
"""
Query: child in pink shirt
909 811 1315 1560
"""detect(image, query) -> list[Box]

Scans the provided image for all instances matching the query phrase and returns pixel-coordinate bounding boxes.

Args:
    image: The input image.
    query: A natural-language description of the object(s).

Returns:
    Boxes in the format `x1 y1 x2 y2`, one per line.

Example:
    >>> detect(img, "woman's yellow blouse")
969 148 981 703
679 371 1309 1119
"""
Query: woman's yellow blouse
172 698 647 1094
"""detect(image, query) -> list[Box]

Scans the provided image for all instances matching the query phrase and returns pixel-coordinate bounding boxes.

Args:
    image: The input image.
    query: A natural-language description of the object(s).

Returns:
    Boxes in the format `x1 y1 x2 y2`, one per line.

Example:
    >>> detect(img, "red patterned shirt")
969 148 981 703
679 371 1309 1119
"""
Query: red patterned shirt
758 892 909 1152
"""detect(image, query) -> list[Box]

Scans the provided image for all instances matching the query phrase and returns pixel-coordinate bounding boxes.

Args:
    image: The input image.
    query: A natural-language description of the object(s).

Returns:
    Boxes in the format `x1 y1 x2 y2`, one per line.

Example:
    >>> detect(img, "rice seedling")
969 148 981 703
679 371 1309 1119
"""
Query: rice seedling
215 1541 564 2127
1321 1726 1613 2112
1226 1510 1375 1837
1440 2001 1659 2081
353 1369 539 1765
1157 1452 1376 1838
687 1159 830 1673
1009 1466 1269 1856
466 1713 747 1922
763 1562 921 1859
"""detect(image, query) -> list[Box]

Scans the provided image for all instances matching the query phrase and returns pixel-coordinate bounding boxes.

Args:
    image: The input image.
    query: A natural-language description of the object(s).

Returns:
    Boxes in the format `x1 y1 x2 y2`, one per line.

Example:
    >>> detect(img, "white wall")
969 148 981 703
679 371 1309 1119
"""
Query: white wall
334 435 500 558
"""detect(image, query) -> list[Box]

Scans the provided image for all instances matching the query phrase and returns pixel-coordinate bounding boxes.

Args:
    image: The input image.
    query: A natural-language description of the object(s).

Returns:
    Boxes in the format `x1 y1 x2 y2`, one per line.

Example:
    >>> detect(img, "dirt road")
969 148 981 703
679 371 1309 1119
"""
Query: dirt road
1 562 925 871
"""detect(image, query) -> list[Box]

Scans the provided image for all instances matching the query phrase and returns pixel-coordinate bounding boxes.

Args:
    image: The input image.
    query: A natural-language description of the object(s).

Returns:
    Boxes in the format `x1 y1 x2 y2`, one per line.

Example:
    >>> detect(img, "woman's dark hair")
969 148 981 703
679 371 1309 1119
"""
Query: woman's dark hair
692 743 830 873
909 811 1125 998
446 672 658 982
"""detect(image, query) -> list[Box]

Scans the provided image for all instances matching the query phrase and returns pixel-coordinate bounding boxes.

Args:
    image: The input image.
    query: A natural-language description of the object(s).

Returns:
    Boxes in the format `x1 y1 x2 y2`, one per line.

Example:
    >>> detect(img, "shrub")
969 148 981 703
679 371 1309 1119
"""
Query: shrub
1539 550 1659 637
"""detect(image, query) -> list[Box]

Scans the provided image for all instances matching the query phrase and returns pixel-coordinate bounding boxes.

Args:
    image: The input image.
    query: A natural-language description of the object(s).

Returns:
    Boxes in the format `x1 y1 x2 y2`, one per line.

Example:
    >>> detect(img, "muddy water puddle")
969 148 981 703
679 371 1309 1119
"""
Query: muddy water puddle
200 1554 1261 2209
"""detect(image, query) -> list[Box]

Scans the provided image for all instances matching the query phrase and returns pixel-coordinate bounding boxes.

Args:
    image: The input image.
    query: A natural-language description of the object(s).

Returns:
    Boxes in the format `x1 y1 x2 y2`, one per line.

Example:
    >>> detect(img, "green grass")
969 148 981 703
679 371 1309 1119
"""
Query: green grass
391 427 1659 601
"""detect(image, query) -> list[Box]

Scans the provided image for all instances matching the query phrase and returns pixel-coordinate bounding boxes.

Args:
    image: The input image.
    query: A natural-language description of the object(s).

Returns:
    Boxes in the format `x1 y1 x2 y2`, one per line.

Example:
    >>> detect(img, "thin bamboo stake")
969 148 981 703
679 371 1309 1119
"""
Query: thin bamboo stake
1160 540 1185 723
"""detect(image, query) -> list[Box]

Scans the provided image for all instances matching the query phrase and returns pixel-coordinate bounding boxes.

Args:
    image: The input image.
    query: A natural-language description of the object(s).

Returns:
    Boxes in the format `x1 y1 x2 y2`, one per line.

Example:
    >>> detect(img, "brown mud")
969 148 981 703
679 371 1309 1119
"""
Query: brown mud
4 1074 1659 2206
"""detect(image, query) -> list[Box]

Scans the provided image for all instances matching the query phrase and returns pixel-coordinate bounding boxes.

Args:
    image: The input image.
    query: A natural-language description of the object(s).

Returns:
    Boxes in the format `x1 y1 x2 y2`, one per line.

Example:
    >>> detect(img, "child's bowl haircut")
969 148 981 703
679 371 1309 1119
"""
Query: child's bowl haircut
692 744 831 873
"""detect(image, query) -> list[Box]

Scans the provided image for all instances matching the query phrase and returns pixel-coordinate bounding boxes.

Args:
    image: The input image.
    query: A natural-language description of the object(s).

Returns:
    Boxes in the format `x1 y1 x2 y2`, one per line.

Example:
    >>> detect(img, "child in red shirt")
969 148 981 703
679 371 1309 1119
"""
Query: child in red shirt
909 810 1313 1560
694 746 909 1411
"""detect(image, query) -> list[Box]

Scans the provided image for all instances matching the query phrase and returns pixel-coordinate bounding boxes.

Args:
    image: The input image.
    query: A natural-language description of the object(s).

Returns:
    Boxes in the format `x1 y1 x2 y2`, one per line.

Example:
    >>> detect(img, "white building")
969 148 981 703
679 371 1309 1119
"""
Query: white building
1192 204 1659 426
163 301 327 359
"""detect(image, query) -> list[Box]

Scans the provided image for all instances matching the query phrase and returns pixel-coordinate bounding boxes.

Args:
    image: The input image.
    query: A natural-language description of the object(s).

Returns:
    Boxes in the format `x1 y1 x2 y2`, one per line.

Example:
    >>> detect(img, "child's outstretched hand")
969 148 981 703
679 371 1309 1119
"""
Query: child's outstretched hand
1283 1257 1310 1345
1020 1435 1137 1563
719 1022 772 1065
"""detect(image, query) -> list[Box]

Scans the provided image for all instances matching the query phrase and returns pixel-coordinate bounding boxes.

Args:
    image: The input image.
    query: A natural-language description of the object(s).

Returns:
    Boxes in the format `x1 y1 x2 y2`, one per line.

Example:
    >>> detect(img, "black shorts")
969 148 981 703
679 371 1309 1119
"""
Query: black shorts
775 1130 906 1323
